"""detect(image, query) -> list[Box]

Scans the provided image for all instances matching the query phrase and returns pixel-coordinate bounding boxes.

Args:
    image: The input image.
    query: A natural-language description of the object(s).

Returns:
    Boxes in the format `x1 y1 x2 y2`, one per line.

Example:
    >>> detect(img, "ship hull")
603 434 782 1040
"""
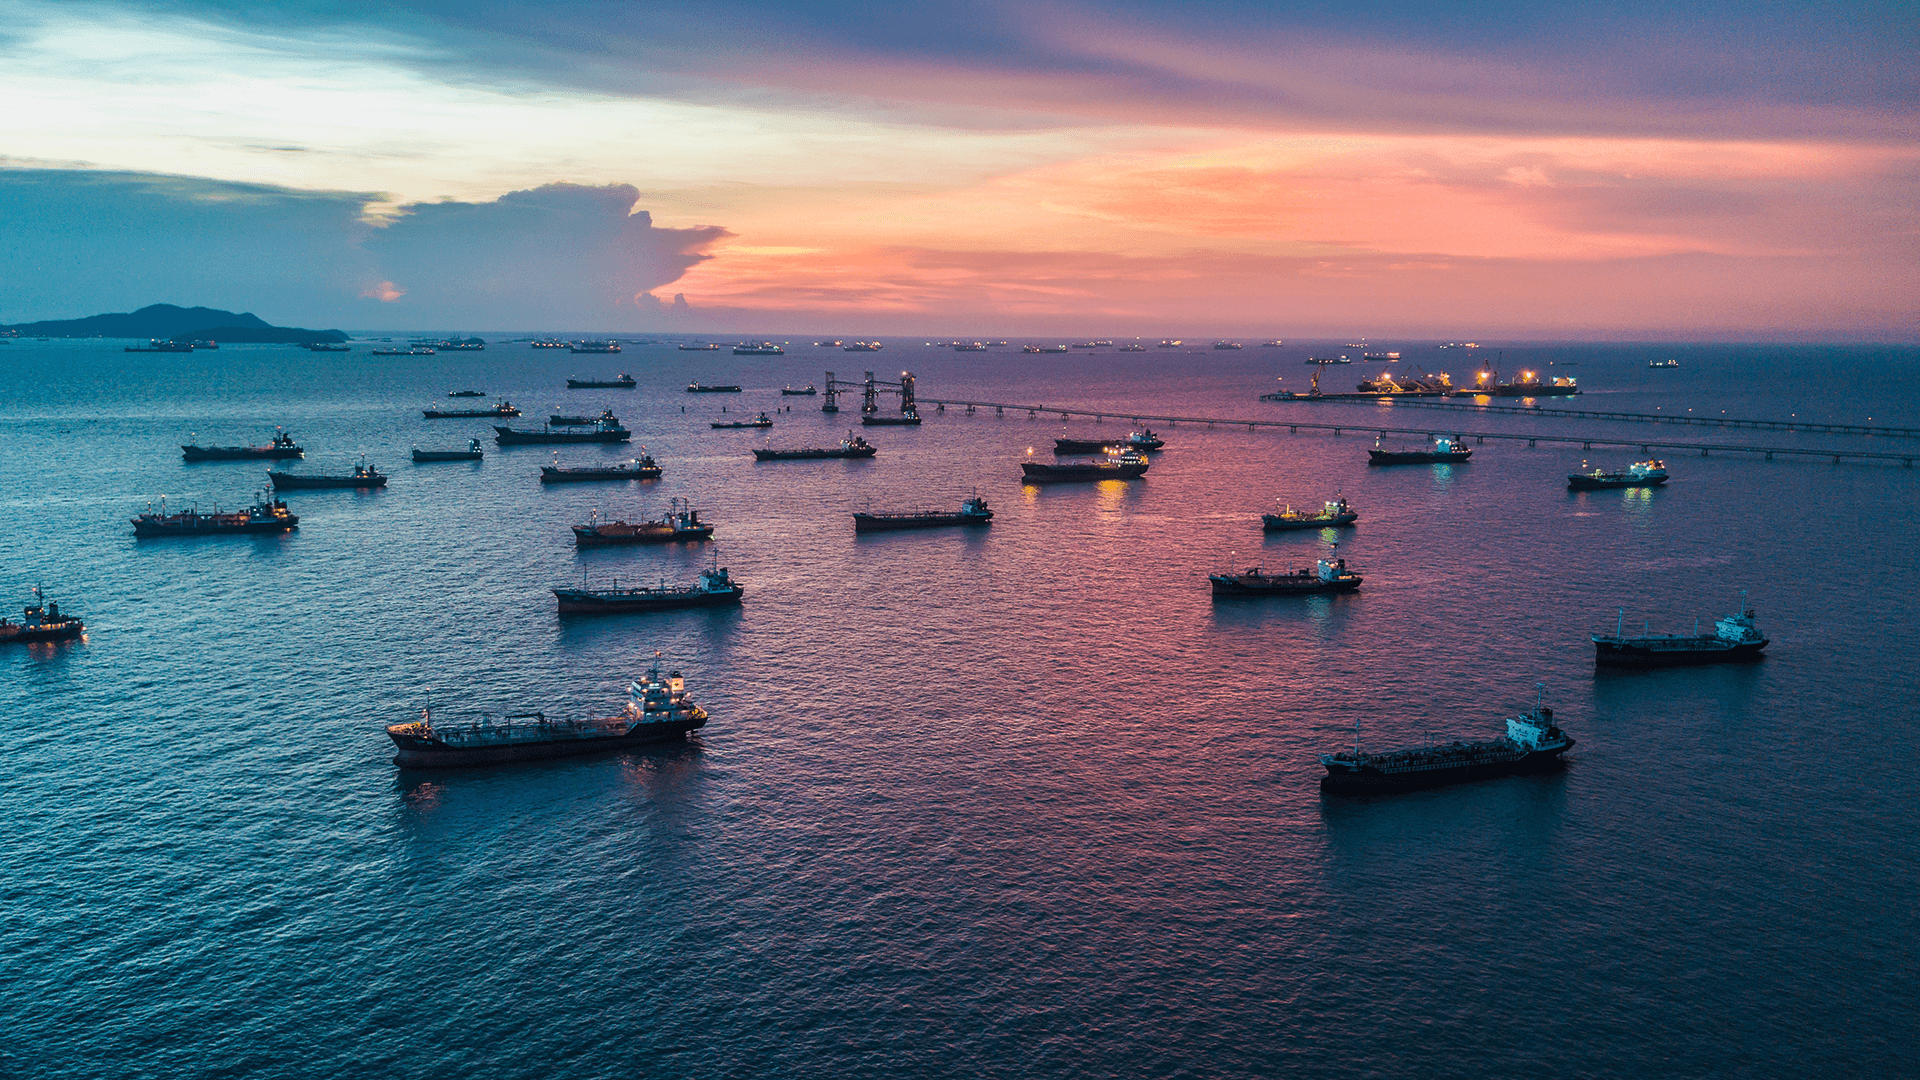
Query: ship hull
1592 639 1767 667
268 473 386 489
1369 449 1472 465
1262 513 1358 531
1487 385 1579 397
390 718 705 768
567 380 634 388
423 410 516 419
573 527 713 546
861 415 922 426
540 469 661 483
754 448 877 460
0 621 84 644
1210 575 1362 595
495 427 631 444
1021 463 1149 482
554 587 744 614
854 513 992 532
686 386 742 393
1568 475 1668 490
182 447 303 461
412 450 482 462
133 519 298 536
1321 746 1570 793
1053 439 1125 454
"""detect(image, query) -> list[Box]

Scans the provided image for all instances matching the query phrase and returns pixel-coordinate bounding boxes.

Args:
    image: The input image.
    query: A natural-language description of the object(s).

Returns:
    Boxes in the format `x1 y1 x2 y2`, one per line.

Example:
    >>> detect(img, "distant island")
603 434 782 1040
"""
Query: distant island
0 304 348 344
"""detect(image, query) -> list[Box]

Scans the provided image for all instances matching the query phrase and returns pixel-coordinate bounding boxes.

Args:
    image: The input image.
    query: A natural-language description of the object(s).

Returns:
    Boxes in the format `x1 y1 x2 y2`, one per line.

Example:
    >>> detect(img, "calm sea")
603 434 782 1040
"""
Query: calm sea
2 338 1915 1079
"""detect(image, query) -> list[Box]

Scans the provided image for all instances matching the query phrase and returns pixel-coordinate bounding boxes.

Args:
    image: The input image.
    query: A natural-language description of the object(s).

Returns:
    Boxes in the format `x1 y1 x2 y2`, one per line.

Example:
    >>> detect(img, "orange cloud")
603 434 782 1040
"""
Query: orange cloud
360 280 404 301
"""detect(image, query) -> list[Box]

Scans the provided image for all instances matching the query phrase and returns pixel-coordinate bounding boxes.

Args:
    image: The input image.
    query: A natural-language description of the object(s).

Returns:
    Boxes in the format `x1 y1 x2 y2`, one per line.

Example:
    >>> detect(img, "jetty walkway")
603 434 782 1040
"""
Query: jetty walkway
916 397 1918 467
1256 395 1920 440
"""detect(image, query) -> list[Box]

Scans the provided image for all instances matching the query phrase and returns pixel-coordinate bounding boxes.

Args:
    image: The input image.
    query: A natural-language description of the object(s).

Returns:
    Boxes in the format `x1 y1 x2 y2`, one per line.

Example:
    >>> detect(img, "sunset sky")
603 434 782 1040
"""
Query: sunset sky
2 0 1914 337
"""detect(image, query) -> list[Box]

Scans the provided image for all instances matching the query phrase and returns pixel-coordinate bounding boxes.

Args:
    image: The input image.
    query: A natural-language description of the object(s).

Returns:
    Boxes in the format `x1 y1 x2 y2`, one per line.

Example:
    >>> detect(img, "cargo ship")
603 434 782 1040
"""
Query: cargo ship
1592 598 1768 667
540 455 661 482
1319 686 1574 793
1368 435 1472 465
553 565 743 614
843 341 883 351
182 431 303 461
567 373 634 387
268 462 386 489
861 410 922 426
733 342 784 355
713 412 774 429
1262 496 1357 531
0 588 84 645
1055 429 1163 454
754 434 877 460
568 343 622 355
126 339 194 353
447 389 486 397
423 398 518 419
1020 449 1149 483
1460 368 1580 397
687 383 743 393
677 343 721 351
386 654 708 767
854 495 993 532
413 440 483 462
132 493 298 536
549 409 622 428
1210 550 1360 595
572 501 712 546
1568 459 1668 490
494 416 631 445
782 385 818 395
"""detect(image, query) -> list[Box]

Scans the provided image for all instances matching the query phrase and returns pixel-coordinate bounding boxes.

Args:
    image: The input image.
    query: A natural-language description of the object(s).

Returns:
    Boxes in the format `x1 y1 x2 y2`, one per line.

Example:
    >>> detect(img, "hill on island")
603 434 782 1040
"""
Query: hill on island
1 304 348 344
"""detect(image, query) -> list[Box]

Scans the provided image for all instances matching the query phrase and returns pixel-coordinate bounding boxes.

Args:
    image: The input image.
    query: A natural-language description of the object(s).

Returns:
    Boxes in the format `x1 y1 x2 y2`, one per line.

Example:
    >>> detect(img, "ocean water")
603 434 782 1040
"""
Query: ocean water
2 338 1916 1079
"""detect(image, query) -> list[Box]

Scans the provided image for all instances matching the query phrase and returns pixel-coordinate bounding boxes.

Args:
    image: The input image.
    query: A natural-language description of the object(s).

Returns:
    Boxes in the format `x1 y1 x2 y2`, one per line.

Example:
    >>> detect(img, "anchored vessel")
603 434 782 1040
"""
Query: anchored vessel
413 440 484 462
1320 688 1574 793
1462 369 1580 397
1592 599 1768 667
1021 449 1149 483
568 373 634 387
568 343 623 355
132 493 298 536
541 455 661 482
424 398 518 419
861 410 922 426
447 389 486 397
1263 497 1357 531
733 342 784 355
754 434 877 460
386 656 708 767
854 495 994 532
713 412 775 429
782 384 818 395
0 588 84 645
1210 551 1361 595
687 382 743 393
182 431 303 461
550 409 622 428
269 462 386 489
1053 429 1164 454
572 501 713 546
495 416 631 444
1369 435 1473 465
1569 460 1668 490
554 565 743 614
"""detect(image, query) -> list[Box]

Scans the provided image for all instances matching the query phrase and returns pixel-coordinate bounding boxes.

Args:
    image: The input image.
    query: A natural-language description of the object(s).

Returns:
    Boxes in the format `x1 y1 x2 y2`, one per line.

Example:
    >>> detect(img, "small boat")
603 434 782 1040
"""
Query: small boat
125 339 193 353
754 433 877 460
132 493 298 536
1213 341 1243 350
1368 435 1472 465
541 455 661 482
860 411 922 426
1263 497 1357 531
713 412 774 429
372 347 436 356
190 340 218 350
413 440 484 462
386 654 708 767
1020 449 1149 483
572 501 713 546
567 374 636 388
0 588 84 645
1593 597 1768 667
733 342 784 355
843 341 883 351
447 390 487 397
677 342 722 351
1649 358 1680 369
269 461 387 489
781 384 818 395
1319 685 1574 793
554 564 743 615
423 398 519 419
854 495 994 532
495 417 631 444
687 383 743 393
182 431 303 461
1568 459 1668 490
1209 549 1360 595
569 342 622 354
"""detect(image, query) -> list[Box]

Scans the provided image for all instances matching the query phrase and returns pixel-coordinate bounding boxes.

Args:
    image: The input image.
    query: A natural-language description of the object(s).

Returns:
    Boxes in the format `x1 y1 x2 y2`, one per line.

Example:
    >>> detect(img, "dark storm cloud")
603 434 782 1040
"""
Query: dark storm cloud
0 170 727 328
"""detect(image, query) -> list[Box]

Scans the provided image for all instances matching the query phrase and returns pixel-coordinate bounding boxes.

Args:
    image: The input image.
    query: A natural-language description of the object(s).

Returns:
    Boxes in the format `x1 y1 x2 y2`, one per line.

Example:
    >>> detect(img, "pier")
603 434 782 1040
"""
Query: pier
914 396 1918 467
1256 395 1920 439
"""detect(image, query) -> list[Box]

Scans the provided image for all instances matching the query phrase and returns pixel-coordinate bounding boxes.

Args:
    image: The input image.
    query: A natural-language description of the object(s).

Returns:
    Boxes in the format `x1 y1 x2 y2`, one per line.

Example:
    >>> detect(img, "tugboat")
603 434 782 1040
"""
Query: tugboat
494 415 631 445
572 500 713 546
1592 596 1768 667
687 382 743 393
1263 496 1357 531
1568 459 1668 490
553 564 743 614
1209 548 1361 595
1368 434 1473 465
386 653 708 767
268 461 387 489
0 587 84 645
1319 685 1574 793
413 440 484 462
1021 449 1150 483
753 433 877 460
181 431 303 461
712 412 775 429
540 454 662 482
132 492 299 536
782 384 818 395
423 397 518 419
860 410 922 426
854 494 994 532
